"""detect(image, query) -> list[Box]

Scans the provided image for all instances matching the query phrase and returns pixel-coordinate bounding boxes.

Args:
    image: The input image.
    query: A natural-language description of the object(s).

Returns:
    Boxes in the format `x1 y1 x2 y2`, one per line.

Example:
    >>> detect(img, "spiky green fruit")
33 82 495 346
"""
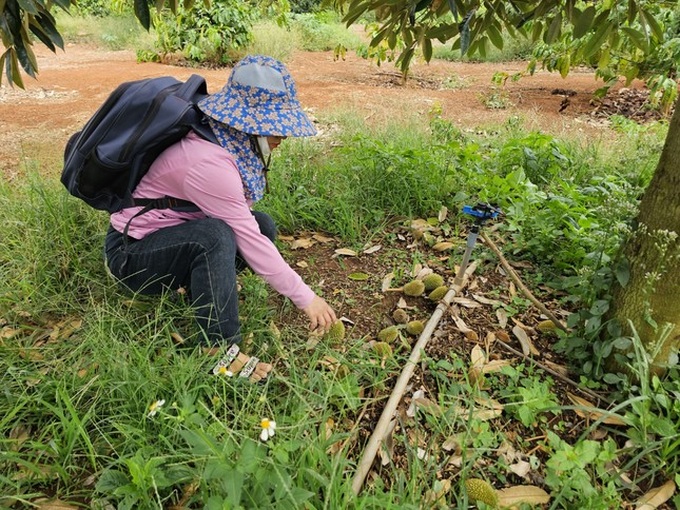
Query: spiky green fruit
403 280 425 297
464 478 498 507
392 308 409 324
422 273 444 291
372 341 393 358
428 285 448 301
405 320 424 336
377 325 399 343
324 321 346 342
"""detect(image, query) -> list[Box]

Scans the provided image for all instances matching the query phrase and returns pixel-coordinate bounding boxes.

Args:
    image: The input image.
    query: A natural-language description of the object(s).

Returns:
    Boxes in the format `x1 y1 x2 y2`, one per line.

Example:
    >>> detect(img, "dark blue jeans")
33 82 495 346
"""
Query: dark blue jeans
104 212 277 346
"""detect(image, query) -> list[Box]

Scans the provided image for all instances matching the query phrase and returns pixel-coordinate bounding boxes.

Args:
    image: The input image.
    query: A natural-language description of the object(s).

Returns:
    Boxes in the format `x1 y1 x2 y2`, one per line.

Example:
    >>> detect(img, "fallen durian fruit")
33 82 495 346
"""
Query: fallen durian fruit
428 285 448 301
403 280 426 297
405 320 424 336
377 325 399 343
422 273 444 291
324 320 346 342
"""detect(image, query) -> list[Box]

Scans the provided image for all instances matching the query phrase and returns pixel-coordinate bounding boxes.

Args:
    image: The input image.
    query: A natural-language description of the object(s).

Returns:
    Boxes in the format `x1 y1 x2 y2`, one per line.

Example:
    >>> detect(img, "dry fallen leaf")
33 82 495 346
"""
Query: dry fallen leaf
497 485 551 507
452 315 474 334
296 260 309 268
34 499 80 510
453 297 482 308
635 480 676 509
469 345 487 385
312 233 334 243
496 308 508 329
362 244 381 254
438 206 448 223
566 392 628 426
509 460 532 478
481 359 512 373
432 241 455 252
472 294 503 307
290 237 315 250
512 325 539 356
382 272 394 292
334 248 358 257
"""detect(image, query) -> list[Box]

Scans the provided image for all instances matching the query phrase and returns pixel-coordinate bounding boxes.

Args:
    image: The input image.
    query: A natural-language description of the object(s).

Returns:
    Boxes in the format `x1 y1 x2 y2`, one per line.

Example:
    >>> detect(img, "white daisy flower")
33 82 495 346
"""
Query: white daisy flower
147 399 165 417
260 418 277 442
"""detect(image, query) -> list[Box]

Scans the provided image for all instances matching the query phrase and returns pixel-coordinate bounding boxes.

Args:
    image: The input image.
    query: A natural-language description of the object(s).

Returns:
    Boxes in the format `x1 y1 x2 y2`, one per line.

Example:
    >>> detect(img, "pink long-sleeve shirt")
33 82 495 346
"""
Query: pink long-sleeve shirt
110 131 315 309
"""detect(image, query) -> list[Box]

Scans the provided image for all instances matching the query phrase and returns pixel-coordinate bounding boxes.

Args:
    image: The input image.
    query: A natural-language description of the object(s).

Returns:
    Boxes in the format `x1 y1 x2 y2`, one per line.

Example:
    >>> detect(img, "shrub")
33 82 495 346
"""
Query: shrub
150 0 255 66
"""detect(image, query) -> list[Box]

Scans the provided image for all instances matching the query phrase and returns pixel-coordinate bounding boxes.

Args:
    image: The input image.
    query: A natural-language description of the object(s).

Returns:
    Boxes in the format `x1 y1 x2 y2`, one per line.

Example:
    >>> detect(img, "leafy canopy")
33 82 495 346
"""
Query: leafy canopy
334 0 680 107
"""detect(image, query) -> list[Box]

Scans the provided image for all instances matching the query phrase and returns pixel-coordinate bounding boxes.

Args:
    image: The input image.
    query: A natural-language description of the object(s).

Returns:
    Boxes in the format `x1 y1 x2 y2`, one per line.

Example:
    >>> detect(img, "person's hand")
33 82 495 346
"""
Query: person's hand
303 295 337 334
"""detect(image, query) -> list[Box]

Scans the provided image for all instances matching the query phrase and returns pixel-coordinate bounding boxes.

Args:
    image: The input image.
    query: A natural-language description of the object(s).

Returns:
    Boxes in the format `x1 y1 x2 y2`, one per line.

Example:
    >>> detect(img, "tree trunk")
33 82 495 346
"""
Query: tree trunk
610 98 680 374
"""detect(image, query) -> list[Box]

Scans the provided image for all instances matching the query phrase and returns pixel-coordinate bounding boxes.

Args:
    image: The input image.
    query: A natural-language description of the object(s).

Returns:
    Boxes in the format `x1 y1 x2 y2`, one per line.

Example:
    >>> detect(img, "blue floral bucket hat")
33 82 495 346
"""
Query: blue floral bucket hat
197 55 316 137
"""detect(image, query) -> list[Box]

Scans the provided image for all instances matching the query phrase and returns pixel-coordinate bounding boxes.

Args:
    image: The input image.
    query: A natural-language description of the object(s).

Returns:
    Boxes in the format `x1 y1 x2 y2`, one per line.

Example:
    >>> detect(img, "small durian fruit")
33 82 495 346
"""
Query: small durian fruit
392 308 409 324
464 478 498 507
428 285 448 301
372 341 393 358
324 321 346 342
405 320 425 336
422 273 444 291
377 325 399 343
403 280 426 297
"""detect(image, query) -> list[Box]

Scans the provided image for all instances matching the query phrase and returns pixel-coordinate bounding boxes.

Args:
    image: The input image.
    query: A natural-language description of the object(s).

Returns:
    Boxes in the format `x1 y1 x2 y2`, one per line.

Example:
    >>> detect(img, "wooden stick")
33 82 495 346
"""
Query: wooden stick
480 231 567 331
351 261 478 495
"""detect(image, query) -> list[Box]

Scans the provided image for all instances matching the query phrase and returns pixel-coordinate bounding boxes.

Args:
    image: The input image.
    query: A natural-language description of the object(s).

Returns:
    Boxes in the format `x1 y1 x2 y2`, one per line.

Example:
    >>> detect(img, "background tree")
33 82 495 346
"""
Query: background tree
332 0 680 373
1 0 678 373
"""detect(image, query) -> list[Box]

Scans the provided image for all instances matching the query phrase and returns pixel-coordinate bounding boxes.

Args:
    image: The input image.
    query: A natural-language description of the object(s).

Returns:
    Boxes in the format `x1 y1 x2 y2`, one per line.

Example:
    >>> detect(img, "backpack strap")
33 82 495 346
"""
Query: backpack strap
122 196 201 249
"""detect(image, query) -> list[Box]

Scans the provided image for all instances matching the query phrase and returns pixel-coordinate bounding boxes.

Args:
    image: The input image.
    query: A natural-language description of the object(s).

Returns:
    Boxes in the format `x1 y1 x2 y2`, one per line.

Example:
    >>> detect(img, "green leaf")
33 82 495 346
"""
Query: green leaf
134 0 151 30
582 20 612 58
627 0 637 24
558 54 570 78
348 272 369 281
16 0 39 15
343 0 369 27
544 12 562 44
9 50 25 88
421 37 432 61
589 300 610 317
446 0 457 20
487 22 503 50
223 468 244 506
572 5 595 39
621 26 648 52
639 8 663 41
614 258 630 287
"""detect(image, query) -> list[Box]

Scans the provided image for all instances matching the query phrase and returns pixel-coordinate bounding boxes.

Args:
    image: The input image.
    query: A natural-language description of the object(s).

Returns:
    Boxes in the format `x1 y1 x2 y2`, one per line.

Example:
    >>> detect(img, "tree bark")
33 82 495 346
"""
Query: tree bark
610 98 680 374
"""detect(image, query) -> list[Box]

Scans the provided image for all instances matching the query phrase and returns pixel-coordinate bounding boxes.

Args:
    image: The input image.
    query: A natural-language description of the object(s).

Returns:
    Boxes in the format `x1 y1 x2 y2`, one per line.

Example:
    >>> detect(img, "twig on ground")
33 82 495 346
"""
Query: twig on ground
495 337 612 405
481 231 567 331
351 261 479 495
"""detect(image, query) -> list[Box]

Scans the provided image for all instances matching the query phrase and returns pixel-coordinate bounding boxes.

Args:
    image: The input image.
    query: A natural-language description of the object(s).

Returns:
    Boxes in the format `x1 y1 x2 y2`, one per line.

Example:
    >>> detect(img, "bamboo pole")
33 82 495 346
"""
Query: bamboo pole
351 261 478 495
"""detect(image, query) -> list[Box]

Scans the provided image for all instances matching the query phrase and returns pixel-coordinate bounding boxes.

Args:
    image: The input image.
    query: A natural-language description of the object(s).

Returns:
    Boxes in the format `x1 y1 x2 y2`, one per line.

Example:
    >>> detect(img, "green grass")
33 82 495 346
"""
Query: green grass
54 11 155 51
2 84 678 507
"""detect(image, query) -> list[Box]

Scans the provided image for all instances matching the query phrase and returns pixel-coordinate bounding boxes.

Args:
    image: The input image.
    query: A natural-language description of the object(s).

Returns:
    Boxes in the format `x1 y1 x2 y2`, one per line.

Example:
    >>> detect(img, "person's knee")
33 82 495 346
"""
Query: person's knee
195 218 236 252
253 211 277 242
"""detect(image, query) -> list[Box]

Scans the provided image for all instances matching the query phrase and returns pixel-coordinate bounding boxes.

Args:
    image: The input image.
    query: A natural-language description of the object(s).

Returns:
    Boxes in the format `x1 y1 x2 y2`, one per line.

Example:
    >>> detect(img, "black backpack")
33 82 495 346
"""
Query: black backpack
61 74 214 214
